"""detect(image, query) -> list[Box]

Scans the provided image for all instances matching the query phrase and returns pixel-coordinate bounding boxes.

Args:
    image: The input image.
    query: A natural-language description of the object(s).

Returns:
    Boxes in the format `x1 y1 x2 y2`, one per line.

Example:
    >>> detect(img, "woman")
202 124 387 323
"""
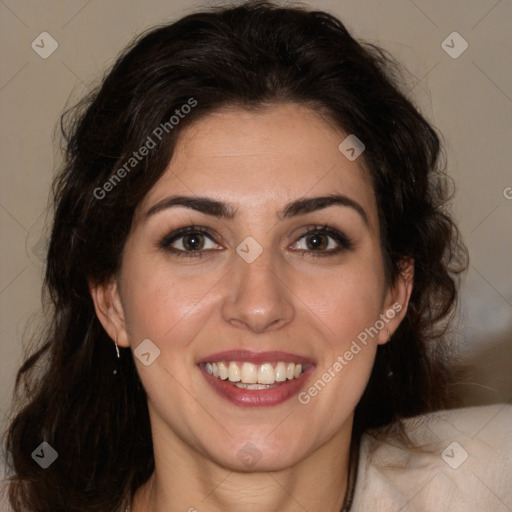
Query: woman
3 1 510 511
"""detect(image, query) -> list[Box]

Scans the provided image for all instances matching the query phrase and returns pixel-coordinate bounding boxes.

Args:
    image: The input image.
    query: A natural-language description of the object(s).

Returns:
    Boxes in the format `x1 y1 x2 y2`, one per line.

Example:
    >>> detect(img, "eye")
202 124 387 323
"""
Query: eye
159 226 223 257
290 225 353 256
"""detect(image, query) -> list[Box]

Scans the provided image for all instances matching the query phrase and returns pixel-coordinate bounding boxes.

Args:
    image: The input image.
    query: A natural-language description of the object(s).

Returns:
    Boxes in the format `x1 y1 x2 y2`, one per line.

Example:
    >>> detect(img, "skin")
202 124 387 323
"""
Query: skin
91 104 413 512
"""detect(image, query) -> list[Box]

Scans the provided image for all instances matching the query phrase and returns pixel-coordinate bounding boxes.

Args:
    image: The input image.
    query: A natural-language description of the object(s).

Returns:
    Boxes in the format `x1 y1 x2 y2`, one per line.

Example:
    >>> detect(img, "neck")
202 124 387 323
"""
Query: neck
132 416 354 512
134 451 350 512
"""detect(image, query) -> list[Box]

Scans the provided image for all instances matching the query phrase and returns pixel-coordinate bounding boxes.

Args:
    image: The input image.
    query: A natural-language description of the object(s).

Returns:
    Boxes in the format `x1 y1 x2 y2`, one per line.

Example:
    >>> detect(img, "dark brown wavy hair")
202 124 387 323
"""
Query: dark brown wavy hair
2 1 468 510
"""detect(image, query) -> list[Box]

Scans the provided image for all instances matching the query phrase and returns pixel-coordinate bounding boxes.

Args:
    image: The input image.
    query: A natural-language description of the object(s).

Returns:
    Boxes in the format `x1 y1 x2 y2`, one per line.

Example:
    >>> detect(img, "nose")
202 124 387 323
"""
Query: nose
221 251 295 334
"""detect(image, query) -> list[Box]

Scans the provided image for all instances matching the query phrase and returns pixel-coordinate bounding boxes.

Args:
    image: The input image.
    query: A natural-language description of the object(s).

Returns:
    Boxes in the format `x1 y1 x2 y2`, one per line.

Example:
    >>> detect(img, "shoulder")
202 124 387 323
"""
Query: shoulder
351 403 512 512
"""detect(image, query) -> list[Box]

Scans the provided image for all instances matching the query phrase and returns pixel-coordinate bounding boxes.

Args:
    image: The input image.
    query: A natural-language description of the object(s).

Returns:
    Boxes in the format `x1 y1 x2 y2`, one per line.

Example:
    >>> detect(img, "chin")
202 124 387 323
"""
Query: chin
209 435 310 473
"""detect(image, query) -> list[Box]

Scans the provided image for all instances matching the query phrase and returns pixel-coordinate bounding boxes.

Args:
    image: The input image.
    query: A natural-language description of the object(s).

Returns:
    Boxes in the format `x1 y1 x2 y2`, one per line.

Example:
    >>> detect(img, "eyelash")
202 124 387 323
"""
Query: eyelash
158 225 218 258
158 225 353 258
292 225 353 257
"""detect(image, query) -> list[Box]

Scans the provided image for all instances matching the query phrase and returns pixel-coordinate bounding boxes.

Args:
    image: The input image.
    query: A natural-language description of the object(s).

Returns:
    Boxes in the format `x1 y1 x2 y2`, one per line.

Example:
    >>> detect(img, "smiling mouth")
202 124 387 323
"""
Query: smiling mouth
201 361 307 388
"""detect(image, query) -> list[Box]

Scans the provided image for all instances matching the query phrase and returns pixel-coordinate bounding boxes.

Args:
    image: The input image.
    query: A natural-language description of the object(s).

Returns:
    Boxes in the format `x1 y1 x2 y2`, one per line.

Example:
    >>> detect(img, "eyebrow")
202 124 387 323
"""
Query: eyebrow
280 195 368 226
145 194 368 226
146 196 236 219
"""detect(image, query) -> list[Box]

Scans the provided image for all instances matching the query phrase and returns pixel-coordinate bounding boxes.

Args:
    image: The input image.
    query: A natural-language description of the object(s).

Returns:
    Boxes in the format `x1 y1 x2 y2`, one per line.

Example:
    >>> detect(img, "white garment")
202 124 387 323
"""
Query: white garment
351 403 512 511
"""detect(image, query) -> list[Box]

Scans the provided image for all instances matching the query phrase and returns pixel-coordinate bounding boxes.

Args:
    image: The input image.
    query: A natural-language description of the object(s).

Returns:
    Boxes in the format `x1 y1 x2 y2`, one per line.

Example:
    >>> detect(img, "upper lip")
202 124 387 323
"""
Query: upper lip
197 350 316 366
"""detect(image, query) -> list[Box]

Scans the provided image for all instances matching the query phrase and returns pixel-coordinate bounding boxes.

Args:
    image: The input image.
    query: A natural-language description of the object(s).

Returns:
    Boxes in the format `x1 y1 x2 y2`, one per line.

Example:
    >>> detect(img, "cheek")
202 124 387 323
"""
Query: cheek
294 262 384 433
119 255 218 422
120 253 220 344
295 251 386 348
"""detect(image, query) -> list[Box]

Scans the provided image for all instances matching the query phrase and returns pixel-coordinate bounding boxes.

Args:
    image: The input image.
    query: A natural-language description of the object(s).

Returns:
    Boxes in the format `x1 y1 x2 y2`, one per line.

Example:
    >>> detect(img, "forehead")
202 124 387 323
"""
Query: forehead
136 104 378 227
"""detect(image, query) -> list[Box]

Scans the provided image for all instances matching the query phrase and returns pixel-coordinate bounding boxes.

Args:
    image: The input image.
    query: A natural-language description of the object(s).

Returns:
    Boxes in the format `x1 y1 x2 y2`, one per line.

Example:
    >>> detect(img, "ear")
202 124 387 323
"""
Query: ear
377 258 414 345
89 278 130 348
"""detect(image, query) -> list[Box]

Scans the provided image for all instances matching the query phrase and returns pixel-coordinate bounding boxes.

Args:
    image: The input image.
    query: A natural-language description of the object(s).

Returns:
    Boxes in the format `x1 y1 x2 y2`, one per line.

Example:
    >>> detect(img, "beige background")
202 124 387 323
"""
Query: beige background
1 0 511 427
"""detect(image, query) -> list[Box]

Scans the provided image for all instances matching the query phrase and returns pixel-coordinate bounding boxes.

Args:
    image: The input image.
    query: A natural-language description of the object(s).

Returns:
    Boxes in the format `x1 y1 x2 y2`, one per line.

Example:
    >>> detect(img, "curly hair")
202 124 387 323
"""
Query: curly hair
2 1 467 510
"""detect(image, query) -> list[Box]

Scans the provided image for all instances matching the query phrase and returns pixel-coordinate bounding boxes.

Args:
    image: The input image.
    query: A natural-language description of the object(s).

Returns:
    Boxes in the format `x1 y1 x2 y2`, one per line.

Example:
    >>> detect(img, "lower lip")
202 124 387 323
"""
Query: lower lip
200 365 314 407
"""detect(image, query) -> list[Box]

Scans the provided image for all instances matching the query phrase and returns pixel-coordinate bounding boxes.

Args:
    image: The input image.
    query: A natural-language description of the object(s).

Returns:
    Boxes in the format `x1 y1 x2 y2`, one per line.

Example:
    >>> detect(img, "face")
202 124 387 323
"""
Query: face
93 104 411 473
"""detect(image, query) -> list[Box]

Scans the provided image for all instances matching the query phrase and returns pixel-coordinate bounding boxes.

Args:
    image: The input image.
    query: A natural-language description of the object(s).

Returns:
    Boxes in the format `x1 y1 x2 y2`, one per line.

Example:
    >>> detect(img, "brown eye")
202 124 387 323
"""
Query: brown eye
159 226 223 257
305 233 329 250
182 233 205 251
290 226 354 256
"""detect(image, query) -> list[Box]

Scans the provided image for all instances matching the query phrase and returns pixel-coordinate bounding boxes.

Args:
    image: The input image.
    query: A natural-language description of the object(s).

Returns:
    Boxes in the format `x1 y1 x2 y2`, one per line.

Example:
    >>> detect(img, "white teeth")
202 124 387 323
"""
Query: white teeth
258 363 275 384
217 361 228 380
228 361 241 382
275 362 287 382
204 360 307 385
234 383 276 390
241 362 258 384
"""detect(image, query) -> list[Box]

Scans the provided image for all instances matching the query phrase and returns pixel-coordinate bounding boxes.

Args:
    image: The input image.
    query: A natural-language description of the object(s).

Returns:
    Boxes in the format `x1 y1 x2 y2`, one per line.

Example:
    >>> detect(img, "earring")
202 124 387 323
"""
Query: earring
114 336 120 359
386 330 394 377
